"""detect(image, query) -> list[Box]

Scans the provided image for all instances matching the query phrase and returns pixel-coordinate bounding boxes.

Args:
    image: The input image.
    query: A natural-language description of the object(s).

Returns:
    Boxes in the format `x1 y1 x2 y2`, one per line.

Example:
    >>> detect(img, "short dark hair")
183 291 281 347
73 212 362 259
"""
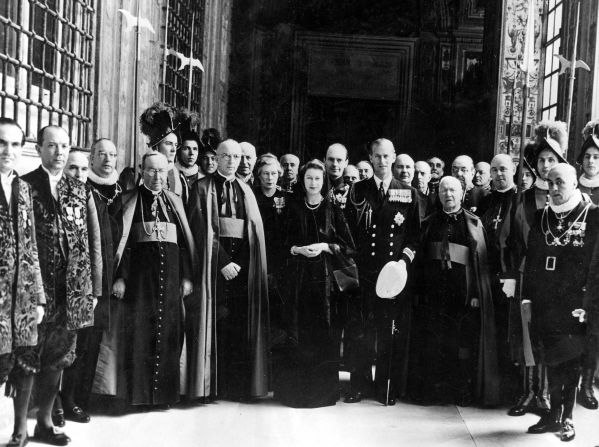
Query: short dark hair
0 117 26 145
37 125 69 146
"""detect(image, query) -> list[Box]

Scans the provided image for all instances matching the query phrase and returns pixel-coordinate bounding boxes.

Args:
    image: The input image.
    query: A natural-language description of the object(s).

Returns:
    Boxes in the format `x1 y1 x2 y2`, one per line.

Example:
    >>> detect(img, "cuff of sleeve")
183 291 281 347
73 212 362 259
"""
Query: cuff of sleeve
402 247 415 264
521 299 531 304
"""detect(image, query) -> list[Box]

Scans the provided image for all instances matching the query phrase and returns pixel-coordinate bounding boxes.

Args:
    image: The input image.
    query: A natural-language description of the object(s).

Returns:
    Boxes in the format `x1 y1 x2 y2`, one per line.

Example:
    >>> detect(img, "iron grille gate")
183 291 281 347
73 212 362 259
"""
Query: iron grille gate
162 0 204 112
0 0 95 149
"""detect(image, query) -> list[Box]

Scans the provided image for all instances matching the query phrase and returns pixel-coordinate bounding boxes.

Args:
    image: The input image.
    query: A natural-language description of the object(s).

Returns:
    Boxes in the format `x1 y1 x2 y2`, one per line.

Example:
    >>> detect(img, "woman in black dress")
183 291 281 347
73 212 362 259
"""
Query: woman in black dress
274 159 355 408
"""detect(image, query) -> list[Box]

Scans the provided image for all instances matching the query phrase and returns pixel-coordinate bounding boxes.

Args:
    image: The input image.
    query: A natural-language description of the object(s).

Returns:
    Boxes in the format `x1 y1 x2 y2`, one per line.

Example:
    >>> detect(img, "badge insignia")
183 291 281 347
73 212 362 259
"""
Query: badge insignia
393 211 405 227
273 196 286 214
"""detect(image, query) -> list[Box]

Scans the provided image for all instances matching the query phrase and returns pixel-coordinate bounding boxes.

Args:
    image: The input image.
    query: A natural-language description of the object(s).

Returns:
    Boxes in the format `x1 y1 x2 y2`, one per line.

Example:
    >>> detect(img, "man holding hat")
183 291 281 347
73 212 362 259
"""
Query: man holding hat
410 176 499 407
346 138 421 405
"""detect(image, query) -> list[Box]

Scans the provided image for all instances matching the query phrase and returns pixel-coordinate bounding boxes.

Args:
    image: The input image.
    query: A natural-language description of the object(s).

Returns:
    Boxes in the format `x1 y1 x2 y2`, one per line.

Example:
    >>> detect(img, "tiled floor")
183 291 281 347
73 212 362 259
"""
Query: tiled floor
1 384 598 447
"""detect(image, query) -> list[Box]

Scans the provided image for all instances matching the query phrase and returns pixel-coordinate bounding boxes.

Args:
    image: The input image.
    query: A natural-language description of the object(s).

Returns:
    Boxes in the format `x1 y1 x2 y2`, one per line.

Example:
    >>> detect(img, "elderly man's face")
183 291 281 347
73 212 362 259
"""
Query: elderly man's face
91 139 117 178
142 154 169 192
238 143 257 177
155 132 178 164
393 155 414 184
280 154 299 182
547 168 577 206
414 162 432 192
582 148 599 179
343 166 359 186
37 127 70 174
474 162 490 187
0 123 23 174
356 161 373 180
217 142 242 177
439 179 463 212
428 157 444 179
65 151 90 183
452 157 474 189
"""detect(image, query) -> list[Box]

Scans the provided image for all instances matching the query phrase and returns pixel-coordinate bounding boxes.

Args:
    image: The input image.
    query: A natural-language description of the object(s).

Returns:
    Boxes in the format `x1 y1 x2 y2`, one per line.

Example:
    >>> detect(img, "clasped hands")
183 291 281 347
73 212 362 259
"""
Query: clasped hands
291 243 331 258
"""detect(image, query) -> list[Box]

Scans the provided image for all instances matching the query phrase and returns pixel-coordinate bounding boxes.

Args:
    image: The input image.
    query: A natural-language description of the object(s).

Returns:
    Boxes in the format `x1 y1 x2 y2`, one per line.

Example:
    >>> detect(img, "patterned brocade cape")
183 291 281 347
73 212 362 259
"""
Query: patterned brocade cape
0 177 45 355
22 166 101 331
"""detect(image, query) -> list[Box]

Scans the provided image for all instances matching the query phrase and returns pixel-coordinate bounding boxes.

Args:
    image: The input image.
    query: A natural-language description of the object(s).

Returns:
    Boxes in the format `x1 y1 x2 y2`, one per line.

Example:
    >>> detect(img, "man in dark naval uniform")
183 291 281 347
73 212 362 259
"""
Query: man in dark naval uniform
22 125 102 445
522 163 599 442
412 176 499 407
186 139 269 401
112 152 195 407
346 138 421 405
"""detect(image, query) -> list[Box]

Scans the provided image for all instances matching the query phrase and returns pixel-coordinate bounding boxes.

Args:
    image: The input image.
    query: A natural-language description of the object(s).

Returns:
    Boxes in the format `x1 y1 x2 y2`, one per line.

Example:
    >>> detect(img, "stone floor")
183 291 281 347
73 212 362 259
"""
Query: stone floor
1 381 598 447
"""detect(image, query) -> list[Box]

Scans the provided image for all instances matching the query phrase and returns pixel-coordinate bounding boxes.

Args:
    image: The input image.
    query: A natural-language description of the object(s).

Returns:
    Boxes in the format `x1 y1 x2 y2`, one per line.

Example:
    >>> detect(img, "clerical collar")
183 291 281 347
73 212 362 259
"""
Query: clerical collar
216 170 236 182
142 184 161 196
534 178 549 190
175 161 199 177
88 169 118 186
549 189 583 213
579 174 599 189
443 207 462 216
495 185 515 193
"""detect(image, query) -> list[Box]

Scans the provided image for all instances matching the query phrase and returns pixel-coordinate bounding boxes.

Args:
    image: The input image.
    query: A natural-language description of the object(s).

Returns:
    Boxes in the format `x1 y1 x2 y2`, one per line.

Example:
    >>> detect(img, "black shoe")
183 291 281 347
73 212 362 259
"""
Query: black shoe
32 425 70 446
344 391 363 403
51 410 65 427
7 433 29 447
64 406 90 423
578 369 598 410
508 394 539 416
560 419 575 442
527 415 561 434
377 396 395 406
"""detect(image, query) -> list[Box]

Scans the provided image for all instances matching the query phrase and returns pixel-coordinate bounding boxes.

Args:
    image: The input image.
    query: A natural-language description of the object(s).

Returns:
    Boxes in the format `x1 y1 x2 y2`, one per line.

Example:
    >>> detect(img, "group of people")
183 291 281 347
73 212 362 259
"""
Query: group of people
1 101 599 446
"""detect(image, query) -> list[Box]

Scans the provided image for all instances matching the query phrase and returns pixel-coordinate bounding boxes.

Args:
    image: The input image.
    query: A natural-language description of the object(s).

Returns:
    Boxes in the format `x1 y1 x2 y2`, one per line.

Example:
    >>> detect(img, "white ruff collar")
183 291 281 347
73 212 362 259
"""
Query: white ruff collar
175 162 199 177
88 169 118 185
535 178 549 190
549 189 583 213
579 175 599 189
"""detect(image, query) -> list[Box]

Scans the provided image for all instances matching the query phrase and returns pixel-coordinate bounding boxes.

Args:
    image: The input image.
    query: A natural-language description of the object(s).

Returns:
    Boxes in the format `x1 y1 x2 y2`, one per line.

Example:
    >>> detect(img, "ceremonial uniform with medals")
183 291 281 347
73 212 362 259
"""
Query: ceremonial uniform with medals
22 166 102 371
522 190 599 431
114 186 196 406
348 177 420 401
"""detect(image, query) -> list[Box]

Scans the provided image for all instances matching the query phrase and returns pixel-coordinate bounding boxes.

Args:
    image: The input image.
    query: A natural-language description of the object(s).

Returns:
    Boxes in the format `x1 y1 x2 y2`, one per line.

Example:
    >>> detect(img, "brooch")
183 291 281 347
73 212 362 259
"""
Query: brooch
273 196 286 214
393 211 405 227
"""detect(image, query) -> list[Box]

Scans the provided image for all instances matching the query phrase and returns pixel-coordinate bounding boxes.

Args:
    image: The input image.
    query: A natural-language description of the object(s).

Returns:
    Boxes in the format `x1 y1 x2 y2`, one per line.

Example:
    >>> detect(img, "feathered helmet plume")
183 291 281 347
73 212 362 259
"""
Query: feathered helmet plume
178 110 201 148
139 102 188 148
529 120 568 172
201 128 222 154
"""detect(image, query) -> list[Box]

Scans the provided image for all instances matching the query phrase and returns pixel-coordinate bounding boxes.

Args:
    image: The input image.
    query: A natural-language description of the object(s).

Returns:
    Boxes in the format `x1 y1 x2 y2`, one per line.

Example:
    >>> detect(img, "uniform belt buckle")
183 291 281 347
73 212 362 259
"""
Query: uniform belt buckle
545 256 556 271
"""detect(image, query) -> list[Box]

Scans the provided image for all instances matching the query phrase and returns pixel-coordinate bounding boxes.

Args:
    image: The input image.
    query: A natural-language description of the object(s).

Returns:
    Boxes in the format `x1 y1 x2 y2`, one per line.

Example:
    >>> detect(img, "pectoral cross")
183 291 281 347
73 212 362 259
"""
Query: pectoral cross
492 215 502 231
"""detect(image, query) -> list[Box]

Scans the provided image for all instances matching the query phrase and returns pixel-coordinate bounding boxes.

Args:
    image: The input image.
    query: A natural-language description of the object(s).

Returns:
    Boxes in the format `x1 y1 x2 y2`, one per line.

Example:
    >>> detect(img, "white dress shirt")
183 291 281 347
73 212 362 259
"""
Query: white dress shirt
41 166 63 200
0 170 15 205
373 174 393 195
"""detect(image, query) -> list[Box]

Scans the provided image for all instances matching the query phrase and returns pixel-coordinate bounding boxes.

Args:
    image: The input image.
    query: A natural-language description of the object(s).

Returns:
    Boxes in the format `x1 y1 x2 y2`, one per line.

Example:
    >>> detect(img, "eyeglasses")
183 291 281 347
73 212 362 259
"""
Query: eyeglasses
144 169 167 176
219 153 241 160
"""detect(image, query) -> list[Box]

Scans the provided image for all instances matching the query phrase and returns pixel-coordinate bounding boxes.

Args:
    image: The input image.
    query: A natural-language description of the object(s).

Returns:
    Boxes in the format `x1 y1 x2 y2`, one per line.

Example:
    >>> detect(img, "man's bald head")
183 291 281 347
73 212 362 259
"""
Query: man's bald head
325 143 349 180
474 161 491 188
280 153 300 182
343 164 359 186
238 141 257 177
393 153 415 184
217 139 242 177
547 163 578 206
451 155 475 189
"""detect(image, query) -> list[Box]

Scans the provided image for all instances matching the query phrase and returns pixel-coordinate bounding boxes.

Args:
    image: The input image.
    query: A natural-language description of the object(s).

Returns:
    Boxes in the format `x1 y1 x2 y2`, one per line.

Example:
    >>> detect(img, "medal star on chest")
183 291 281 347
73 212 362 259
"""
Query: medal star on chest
393 211 405 226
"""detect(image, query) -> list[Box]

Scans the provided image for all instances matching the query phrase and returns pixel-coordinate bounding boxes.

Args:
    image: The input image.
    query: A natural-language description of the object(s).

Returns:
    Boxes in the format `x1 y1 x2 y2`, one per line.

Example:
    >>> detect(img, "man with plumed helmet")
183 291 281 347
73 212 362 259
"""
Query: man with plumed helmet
521 163 599 441
505 120 568 417
176 112 203 206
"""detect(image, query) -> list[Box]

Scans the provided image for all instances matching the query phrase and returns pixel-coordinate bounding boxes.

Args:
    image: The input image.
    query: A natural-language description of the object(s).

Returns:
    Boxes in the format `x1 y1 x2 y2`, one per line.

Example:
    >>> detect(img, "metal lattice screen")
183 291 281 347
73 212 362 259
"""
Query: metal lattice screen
0 0 95 148
162 0 204 112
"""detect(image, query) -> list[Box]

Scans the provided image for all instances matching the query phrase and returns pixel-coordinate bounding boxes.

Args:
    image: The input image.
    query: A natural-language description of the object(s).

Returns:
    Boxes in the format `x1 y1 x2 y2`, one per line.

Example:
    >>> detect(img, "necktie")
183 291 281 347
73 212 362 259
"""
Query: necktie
378 181 385 202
